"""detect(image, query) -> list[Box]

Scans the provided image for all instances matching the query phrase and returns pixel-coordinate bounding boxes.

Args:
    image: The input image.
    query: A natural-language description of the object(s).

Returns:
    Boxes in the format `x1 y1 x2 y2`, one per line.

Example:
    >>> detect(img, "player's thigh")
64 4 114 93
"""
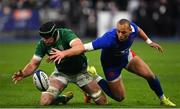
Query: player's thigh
81 80 101 94
48 76 67 91
101 65 125 98
126 56 155 79
108 77 125 98
76 72 100 93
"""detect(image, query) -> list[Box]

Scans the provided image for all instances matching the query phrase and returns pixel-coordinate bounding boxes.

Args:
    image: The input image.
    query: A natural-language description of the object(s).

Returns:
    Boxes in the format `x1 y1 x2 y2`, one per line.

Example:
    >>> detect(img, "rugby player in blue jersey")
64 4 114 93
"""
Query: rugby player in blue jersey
49 19 176 107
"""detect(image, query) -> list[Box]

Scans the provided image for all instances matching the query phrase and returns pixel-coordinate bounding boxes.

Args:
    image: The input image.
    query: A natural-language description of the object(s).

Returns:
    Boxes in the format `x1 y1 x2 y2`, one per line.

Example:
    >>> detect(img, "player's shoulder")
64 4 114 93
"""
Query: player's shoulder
58 28 73 34
36 39 43 45
130 22 138 33
104 28 116 37
130 22 138 27
36 39 46 48
58 28 76 38
107 28 116 33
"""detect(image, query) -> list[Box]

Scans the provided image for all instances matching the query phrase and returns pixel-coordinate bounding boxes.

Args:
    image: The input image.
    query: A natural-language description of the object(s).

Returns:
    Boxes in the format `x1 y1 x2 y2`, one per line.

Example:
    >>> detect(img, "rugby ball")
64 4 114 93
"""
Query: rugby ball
33 70 49 91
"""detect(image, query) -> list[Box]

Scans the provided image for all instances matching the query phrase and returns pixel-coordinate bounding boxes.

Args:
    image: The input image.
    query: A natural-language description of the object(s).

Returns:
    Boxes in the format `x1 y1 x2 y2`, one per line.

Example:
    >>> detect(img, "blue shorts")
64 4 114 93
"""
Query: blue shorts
101 49 136 81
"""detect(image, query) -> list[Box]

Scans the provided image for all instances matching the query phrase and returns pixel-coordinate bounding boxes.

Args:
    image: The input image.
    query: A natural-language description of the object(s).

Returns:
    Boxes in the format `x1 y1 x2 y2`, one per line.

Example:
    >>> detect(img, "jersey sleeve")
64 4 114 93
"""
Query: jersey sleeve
62 29 78 46
34 40 46 60
130 22 139 36
92 31 115 50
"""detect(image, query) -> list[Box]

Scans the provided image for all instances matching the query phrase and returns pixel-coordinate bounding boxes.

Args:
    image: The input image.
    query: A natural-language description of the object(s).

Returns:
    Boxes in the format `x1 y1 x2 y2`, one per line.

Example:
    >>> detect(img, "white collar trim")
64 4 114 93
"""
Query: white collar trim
130 25 135 32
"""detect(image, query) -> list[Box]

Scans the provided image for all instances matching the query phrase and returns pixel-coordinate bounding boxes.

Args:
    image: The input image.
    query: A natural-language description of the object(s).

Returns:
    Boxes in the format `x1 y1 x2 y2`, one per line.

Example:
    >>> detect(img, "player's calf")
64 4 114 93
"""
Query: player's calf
106 78 126 102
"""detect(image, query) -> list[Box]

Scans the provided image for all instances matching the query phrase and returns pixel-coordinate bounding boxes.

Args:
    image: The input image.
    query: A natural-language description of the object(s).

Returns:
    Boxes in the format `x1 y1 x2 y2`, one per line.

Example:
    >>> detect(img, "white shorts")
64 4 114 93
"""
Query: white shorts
50 68 93 87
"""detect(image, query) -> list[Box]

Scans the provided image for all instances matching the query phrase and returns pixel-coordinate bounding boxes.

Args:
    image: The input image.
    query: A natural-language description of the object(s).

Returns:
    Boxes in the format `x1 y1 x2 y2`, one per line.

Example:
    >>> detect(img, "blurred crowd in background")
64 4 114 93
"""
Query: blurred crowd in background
0 0 180 41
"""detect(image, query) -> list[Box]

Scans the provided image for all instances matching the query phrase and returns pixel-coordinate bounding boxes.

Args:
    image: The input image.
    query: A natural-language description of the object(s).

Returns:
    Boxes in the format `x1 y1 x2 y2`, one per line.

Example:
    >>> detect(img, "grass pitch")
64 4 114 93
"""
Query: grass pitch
0 40 180 108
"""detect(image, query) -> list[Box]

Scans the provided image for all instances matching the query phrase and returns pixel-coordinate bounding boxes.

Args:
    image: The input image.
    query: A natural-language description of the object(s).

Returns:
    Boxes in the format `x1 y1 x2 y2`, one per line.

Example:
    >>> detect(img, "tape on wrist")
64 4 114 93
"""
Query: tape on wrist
146 38 152 44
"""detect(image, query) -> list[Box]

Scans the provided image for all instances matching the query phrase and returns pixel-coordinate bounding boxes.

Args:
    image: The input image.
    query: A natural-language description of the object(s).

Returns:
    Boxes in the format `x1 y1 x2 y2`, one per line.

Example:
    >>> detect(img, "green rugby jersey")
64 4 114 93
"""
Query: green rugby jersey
35 28 87 75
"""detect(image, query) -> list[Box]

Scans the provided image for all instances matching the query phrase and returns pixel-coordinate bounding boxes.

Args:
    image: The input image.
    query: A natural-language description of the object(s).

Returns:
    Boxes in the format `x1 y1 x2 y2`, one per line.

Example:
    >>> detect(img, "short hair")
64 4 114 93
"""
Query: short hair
118 19 131 28
39 21 56 38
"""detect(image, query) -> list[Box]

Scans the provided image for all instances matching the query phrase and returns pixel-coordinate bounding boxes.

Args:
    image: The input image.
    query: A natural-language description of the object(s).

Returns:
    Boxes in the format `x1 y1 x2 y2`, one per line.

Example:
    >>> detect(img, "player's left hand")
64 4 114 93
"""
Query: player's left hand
48 48 65 64
12 70 24 84
149 42 164 53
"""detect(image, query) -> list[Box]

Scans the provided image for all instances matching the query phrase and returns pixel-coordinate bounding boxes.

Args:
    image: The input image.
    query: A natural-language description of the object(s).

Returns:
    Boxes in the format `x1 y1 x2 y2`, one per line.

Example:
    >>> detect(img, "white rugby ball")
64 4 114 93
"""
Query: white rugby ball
33 70 49 91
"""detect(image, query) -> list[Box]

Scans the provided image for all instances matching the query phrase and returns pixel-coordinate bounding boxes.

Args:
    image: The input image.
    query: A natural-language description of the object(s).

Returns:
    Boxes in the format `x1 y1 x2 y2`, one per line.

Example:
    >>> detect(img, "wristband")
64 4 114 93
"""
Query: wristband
84 42 94 51
145 38 152 44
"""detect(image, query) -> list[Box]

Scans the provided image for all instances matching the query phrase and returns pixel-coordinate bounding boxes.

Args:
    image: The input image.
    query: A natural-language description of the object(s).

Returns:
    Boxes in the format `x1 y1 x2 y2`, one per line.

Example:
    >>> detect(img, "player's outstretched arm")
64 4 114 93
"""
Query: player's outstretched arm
138 27 164 53
12 57 41 84
49 38 86 64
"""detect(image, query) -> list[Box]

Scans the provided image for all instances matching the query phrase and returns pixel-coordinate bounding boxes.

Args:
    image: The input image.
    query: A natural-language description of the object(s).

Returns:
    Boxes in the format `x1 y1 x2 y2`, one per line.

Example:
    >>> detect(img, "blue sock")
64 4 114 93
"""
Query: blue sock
147 76 164 98
97 79 115 99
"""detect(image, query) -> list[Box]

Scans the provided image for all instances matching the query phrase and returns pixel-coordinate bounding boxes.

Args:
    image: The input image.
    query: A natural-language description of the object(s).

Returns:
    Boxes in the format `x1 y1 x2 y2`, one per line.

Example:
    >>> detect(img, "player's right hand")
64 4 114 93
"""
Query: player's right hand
49 48 65 64
149 42 164 53
12 70 24 84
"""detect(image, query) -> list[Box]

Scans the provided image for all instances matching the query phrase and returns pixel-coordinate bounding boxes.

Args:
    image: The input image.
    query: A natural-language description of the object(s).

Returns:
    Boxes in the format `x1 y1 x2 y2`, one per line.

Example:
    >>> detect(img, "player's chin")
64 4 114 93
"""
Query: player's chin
45 43 52 46
119 38 126 41
119 37 128 41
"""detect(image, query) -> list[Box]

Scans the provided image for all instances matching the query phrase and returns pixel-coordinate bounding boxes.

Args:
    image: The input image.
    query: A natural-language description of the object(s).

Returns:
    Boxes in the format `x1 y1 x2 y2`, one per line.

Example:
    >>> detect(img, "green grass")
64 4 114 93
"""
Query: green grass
0 41 180 108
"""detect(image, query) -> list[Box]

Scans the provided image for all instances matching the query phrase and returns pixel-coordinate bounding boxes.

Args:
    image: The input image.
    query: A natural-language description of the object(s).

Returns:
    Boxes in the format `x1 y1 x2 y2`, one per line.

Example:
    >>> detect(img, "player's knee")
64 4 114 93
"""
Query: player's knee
144 74 156 81
40 93 54 105
114 95 125 102
40 98 51 105
110 91 125 102
111 90 125 102
40 86 60 105
91 90 107 105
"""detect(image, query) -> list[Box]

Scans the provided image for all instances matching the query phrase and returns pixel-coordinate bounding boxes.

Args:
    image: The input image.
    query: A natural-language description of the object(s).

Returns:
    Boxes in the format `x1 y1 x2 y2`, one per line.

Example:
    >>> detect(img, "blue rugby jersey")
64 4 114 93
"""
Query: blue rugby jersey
92 22 138 52
93 23 138 53
92 22 139 67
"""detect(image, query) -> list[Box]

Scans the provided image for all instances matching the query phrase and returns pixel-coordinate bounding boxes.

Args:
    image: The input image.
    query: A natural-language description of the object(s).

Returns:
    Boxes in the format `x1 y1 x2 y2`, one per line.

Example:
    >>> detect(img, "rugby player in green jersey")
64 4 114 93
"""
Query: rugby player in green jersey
12 22 107 105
